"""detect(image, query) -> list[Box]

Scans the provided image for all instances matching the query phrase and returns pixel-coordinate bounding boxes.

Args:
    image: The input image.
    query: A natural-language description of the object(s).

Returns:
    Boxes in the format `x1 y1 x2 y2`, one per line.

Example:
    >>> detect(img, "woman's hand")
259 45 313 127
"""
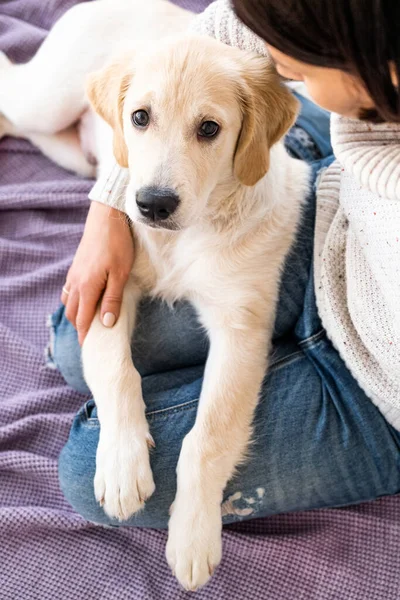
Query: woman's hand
61 201 134 345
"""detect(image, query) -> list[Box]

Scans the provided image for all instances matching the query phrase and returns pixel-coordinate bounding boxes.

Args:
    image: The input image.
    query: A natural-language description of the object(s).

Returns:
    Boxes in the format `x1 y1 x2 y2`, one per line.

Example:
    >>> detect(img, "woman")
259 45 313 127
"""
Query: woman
52 0 400 527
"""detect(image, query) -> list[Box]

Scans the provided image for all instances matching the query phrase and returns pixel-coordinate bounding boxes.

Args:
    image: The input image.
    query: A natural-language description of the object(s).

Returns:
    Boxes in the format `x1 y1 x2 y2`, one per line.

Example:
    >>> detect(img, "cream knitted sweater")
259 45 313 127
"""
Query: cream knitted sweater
90 0 400 428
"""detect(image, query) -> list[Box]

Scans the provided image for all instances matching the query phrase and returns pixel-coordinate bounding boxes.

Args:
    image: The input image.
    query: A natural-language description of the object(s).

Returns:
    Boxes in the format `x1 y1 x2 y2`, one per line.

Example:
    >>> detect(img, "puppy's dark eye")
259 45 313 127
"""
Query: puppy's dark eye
132 110 150 128
198 121 219 138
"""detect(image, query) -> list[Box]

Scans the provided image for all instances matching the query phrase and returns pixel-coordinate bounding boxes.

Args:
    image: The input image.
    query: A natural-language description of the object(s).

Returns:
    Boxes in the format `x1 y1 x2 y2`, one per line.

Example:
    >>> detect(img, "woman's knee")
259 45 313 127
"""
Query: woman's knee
58 403 104 523
58 401 174 528
221 344 400 525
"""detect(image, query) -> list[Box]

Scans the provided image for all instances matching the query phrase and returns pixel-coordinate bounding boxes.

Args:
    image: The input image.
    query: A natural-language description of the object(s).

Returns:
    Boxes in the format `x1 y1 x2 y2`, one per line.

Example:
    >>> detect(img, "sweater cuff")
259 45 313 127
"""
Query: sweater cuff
189 0 269 58
88 162 129 212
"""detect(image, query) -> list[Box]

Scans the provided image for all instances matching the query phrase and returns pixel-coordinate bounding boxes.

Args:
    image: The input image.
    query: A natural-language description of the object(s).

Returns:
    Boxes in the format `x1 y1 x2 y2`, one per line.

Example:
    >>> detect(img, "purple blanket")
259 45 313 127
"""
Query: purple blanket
1 1 399 598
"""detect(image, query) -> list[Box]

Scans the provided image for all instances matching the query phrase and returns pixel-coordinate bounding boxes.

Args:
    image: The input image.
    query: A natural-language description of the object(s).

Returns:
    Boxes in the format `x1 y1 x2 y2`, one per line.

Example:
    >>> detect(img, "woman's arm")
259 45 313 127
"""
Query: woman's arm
61 200 134 345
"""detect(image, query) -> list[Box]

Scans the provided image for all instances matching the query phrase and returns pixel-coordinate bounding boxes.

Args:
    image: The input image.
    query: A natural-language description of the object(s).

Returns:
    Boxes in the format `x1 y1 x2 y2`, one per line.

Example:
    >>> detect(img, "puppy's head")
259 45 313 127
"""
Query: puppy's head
87 37 298 231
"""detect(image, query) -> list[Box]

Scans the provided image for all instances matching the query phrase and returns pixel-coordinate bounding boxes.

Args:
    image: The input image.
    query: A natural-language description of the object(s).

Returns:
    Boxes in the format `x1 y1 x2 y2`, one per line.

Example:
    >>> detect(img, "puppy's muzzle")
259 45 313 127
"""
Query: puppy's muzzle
136 187 180 222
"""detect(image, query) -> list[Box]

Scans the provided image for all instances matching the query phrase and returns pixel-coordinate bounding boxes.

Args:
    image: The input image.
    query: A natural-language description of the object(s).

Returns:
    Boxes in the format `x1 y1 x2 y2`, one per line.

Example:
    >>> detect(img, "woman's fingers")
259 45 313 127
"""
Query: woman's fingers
60 270 125 346
71 273 127 346
100 272 128 330
64 288 80 330
76 286 102 346
60 272 128 346
60 281 71 306
58 203 134 345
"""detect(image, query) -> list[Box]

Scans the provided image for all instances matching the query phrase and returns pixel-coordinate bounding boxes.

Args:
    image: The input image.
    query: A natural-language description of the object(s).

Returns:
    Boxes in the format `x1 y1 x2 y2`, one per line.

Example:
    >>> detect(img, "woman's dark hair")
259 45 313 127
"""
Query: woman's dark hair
232 0 400 122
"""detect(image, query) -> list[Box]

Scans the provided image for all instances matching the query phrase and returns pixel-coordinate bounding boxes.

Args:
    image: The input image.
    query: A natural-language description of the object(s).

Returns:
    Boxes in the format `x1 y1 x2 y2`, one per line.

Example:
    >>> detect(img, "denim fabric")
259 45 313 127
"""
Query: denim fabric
55 97 400 529
293 92 333 158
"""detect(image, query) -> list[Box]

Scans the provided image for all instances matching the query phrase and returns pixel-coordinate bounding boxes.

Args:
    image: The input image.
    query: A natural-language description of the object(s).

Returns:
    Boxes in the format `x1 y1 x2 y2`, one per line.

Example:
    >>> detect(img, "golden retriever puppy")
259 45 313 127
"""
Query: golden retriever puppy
82 36 308 591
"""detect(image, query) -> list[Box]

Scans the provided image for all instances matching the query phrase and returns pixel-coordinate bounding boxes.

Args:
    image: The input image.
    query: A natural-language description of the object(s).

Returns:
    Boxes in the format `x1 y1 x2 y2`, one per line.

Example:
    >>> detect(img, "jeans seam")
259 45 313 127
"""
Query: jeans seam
147 398 199 419
298 329 326 349
82 397 200 425
269 350 304 371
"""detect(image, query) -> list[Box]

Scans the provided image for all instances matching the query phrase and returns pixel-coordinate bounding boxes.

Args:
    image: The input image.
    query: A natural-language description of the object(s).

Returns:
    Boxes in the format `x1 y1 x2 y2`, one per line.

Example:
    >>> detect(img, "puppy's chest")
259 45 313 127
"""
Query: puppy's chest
134 234 222 303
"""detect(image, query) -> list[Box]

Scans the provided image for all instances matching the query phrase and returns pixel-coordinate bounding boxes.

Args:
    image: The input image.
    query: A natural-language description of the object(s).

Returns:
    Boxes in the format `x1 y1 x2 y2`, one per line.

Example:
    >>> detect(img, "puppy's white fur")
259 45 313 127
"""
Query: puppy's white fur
0 2 309 591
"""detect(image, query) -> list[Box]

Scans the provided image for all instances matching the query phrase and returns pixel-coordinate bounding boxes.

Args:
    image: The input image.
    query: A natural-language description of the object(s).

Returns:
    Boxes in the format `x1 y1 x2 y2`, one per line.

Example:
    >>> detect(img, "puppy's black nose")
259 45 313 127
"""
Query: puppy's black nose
136 187 180 222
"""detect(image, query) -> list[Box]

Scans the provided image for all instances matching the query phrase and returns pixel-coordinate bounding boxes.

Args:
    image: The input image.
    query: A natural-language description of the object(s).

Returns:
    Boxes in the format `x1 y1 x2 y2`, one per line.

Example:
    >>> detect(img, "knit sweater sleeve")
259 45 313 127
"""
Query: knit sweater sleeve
189 0 269 57
88 162 130 211
315 115 400 416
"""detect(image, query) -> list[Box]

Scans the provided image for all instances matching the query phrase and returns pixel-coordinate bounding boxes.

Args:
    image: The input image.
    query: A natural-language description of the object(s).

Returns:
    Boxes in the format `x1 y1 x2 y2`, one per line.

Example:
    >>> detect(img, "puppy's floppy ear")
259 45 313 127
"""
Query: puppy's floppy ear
86 54 134 168
234 57 299 186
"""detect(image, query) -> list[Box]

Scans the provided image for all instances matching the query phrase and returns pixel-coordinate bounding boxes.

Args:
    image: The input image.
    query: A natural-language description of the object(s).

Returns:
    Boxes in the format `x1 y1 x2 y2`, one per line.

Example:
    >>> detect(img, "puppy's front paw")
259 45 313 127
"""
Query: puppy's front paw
166 500 222 591
94 426 155 521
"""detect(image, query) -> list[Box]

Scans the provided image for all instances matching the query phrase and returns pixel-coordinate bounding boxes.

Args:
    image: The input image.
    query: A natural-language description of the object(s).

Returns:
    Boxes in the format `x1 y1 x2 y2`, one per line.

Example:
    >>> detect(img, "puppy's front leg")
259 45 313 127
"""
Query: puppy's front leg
82 278 155 521
167 302 272 590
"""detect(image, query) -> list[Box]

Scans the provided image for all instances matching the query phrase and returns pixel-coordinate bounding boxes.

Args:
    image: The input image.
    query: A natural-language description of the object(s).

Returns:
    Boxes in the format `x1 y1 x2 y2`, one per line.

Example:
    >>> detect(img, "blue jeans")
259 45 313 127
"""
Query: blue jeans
54 97 400 529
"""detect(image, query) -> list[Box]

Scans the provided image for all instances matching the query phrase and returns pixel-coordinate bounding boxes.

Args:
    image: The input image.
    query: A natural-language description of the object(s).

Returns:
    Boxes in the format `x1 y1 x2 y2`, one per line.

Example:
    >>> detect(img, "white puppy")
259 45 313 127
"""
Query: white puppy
0 1 309 591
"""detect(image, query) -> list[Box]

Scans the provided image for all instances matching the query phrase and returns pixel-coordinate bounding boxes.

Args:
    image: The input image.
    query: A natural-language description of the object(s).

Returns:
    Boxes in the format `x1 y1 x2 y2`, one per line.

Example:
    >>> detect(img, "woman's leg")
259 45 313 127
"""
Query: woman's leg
58 96 398 529
58 328 400 529
56 139 400 530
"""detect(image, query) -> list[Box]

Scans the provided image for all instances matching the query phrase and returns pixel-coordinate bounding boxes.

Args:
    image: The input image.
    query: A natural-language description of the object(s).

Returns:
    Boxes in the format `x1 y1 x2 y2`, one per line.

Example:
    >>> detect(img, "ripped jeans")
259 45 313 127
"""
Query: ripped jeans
53 96 400 528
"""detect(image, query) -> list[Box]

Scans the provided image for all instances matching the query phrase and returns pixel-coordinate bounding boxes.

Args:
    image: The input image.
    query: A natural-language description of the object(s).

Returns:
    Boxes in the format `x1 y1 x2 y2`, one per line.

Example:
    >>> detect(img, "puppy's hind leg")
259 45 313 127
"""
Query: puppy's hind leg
0 45 86 135
0 112 95 177
0 1 113 134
